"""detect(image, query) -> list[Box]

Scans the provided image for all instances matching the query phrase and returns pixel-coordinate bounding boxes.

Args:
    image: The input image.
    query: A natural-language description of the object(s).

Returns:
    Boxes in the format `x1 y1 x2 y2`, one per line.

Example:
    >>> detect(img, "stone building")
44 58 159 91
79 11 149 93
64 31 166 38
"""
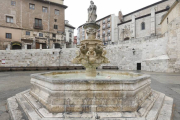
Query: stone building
118 0 175 41
64 20 75 48
0 0 67 50
77 14 119 45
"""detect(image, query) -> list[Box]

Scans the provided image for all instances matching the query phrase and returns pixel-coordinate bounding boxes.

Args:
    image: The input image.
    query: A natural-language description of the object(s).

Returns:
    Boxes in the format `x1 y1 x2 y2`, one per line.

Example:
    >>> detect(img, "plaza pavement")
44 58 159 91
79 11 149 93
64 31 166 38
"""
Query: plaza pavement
0 70 179 120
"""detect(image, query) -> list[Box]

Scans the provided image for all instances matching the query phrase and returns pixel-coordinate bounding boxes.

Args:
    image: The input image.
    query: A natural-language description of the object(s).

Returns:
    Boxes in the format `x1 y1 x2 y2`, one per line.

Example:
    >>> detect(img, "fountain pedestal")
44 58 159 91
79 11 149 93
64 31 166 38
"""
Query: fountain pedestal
7 71 173 120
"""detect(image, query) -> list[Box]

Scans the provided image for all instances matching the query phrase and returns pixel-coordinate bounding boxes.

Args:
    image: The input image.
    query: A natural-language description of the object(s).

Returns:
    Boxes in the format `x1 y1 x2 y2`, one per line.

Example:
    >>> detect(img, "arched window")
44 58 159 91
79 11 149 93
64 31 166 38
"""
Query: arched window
141 22 145 30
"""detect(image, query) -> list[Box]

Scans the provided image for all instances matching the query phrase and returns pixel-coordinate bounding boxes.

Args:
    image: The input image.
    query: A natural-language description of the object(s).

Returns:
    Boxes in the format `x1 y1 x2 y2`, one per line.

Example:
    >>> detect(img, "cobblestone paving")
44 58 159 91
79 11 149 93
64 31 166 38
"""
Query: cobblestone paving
0 70 179 120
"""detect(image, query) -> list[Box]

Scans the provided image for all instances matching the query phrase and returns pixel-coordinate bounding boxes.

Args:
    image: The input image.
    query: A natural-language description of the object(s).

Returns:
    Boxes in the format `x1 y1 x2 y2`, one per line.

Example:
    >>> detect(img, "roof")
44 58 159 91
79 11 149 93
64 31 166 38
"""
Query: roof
123 0 169 17
65 23 76 29
78 14 111 29
160 0 179 24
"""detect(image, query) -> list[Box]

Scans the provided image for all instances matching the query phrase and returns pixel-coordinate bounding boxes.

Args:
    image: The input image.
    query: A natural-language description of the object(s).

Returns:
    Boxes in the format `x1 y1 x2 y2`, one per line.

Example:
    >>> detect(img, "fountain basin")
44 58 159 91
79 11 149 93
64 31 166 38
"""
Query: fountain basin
30 71 152 113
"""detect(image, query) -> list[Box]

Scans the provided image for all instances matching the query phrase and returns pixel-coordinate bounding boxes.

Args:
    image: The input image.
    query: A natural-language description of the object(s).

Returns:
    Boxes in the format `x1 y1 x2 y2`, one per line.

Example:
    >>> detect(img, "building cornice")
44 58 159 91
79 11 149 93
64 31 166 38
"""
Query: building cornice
34 0 68 9
65 24 75 29
0 25 64 34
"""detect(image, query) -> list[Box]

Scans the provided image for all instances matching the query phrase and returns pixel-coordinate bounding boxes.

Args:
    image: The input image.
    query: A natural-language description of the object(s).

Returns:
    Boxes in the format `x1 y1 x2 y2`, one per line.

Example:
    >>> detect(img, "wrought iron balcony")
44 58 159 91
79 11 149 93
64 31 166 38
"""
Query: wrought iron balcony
34 23 43 30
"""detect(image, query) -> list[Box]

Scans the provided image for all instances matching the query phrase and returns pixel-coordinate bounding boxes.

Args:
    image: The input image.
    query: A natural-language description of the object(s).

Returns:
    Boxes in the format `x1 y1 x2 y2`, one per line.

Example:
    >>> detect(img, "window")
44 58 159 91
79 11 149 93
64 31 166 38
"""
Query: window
42 7 48 13
141 22 145 30
26 31 30 35
52 34 56 37
29 4 35 10
103 25 106 30
27 45 31 49
55 9 59 15
54 19 57 22
103 31 106 35
6 33 12 39
107 23 111 28
54 25 58 29
39 33 43 37
34 18 42 29
108 18 111 22
6 16 13 23
11 1 16 6
103 20 106 24
69 33 72 37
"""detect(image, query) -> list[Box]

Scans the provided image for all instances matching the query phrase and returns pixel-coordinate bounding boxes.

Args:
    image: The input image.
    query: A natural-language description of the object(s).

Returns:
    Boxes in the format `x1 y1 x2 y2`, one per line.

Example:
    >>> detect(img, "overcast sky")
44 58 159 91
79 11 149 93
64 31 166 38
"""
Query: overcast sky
64 0 160 35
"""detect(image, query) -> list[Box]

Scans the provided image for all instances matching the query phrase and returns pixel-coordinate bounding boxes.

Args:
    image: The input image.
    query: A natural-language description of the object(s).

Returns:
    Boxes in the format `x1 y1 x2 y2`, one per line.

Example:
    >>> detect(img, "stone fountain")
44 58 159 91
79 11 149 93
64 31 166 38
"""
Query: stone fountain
7 1 174 120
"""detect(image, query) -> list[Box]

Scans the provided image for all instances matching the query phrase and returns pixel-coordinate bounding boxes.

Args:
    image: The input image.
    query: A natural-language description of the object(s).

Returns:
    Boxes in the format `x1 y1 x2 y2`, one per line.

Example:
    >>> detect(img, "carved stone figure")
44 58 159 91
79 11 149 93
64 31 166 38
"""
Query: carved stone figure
86 47 96 64
80 43 88 54
88 1 97 23
102 50 109 63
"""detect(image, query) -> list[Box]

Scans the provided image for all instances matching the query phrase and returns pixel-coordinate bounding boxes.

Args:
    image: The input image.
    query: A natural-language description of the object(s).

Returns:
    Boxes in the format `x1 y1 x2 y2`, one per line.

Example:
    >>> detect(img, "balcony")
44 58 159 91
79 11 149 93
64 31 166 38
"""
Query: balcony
108 30 111 34
103 25 106 30
107 24 111 28
34 23 43 30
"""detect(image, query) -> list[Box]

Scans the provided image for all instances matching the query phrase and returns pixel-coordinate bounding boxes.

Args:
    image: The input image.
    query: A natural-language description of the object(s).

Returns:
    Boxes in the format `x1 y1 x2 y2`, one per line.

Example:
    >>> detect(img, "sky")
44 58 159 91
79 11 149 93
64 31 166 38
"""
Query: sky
64 0 160 35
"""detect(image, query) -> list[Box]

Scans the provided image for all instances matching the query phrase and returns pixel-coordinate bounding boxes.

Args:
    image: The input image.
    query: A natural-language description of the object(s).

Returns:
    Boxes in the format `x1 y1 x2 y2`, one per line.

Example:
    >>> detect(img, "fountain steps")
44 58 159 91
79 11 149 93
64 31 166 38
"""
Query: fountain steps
7 90 173 120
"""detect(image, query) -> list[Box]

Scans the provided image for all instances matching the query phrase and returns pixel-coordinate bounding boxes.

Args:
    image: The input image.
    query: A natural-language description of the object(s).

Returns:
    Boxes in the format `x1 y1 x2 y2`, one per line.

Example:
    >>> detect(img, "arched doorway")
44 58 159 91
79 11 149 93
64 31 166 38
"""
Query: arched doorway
11 42 22 50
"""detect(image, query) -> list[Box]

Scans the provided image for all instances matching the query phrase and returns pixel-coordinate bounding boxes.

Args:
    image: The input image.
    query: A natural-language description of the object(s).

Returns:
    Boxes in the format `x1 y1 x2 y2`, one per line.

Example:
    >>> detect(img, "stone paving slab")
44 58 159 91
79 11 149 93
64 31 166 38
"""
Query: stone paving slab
157 96 174 120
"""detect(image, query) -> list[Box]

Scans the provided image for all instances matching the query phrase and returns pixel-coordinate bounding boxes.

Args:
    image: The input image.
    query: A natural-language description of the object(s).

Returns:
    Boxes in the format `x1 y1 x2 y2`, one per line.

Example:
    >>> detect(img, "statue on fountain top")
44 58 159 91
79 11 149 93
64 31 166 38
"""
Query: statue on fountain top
88 1 97 23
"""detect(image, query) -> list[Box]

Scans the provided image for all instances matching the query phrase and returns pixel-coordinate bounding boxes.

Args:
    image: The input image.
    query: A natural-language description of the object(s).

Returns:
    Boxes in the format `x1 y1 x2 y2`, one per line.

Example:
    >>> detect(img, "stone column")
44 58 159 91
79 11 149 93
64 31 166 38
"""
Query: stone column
53 43 55 49
40 44 42 49
24 44 27 50
32 37 36 49
64 43 66 48
151 8 156 36
131 15 136 39
6 44 11 50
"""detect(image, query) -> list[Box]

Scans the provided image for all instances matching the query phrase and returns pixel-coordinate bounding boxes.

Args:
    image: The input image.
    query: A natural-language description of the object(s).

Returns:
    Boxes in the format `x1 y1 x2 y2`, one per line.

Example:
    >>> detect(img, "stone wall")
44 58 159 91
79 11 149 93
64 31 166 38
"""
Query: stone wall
0 36 172 72
0 49 77 67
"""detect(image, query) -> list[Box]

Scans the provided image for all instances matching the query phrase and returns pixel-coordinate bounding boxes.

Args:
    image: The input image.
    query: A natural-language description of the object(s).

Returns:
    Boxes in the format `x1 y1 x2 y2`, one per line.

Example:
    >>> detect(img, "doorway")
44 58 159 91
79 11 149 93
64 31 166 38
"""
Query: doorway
137 63 141 70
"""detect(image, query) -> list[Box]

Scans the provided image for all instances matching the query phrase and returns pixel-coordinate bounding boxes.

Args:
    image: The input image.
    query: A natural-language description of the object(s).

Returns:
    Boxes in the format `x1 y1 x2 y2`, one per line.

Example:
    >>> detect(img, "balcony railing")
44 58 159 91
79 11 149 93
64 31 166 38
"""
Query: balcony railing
34 23 43 30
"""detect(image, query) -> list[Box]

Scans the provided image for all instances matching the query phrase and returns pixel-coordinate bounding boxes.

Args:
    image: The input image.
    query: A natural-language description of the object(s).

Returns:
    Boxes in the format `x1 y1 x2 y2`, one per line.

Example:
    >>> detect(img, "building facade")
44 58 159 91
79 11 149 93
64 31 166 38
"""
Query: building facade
0 0 67 50
118 0 175 41
64 20 75 48
77 14 119 45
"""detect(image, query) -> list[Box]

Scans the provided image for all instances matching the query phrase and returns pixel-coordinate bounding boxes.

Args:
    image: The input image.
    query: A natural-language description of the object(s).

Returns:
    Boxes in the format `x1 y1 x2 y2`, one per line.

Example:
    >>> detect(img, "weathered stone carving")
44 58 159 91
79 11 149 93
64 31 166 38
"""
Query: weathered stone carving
88 1 97 23
72 12 109 77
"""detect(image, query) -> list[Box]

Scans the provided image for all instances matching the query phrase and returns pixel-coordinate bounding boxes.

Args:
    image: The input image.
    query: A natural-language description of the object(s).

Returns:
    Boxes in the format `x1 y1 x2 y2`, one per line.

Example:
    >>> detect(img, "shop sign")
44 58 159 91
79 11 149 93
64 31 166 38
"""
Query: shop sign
11 42 22 46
